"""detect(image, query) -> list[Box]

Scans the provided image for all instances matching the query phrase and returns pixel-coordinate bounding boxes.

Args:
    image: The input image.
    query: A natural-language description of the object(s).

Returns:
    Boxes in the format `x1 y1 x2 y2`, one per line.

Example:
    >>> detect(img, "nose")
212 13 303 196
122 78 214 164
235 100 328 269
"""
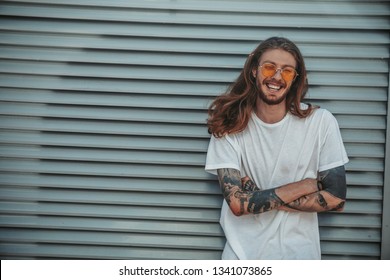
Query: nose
272 68 283 79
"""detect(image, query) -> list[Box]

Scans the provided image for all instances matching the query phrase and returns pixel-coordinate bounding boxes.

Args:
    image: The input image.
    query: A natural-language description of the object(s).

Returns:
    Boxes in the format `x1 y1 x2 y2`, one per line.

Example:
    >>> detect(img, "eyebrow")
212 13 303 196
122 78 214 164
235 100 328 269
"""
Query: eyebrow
261 60 296 68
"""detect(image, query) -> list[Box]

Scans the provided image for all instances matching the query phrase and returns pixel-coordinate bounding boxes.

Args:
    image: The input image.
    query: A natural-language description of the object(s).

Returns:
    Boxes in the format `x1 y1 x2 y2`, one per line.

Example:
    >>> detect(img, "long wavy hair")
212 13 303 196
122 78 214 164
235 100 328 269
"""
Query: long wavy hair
207 37 314 137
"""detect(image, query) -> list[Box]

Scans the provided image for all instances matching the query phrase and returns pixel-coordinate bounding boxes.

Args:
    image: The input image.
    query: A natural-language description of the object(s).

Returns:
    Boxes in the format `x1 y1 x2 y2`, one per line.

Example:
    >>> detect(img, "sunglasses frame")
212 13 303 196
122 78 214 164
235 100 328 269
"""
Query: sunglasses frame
259 62 298 82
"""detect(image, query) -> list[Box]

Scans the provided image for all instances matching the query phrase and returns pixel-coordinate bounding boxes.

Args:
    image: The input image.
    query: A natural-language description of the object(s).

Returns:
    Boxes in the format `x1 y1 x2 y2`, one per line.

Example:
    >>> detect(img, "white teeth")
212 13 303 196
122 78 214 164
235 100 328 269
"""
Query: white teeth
267 84 281 90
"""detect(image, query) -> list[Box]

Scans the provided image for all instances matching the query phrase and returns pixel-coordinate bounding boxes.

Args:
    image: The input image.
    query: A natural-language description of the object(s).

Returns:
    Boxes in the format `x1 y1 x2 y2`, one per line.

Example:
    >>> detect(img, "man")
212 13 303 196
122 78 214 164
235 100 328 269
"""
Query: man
205 37 349 259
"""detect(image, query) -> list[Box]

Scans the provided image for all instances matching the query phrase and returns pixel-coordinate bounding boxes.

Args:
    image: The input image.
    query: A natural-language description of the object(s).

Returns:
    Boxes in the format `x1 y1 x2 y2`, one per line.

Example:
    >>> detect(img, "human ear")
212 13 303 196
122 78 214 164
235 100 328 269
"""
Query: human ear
252 69 257 78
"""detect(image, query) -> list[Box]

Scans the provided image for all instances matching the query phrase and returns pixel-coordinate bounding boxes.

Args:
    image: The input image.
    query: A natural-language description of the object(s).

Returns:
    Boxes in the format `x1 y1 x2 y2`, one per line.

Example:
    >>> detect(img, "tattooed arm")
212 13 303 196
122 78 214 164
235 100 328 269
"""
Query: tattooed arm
280 166 347 212
217 168 318 216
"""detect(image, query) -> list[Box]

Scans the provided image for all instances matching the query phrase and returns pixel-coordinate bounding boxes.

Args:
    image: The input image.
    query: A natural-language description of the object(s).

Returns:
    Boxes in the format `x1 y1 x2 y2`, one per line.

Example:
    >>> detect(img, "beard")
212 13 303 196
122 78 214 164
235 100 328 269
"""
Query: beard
258 89 287 105
256 79 289 105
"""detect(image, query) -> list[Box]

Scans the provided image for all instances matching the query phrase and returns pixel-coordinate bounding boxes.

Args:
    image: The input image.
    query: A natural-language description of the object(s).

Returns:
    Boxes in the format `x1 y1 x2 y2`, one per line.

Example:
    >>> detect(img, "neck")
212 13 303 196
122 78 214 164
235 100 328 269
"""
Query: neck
255 98 287 124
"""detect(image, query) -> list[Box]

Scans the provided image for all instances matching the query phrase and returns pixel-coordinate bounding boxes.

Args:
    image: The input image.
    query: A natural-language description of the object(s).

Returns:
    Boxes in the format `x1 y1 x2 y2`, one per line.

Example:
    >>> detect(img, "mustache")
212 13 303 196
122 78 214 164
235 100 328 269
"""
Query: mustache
262 78 286 87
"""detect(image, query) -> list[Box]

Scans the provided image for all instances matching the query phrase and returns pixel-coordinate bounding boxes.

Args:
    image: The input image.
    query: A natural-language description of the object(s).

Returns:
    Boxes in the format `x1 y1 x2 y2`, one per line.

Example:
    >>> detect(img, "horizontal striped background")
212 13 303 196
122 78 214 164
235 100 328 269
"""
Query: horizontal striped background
0 0 389 259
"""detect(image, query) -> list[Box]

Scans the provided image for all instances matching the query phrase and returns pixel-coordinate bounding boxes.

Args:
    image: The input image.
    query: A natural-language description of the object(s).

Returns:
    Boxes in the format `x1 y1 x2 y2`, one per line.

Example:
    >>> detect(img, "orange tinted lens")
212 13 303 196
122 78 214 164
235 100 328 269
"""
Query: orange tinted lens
281 67 296 82
261 63 277 77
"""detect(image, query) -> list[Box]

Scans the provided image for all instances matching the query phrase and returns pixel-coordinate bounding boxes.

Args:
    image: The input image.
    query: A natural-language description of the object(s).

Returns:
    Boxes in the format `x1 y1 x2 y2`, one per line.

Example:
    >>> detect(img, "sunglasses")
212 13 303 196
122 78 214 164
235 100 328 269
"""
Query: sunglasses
259 62 298 82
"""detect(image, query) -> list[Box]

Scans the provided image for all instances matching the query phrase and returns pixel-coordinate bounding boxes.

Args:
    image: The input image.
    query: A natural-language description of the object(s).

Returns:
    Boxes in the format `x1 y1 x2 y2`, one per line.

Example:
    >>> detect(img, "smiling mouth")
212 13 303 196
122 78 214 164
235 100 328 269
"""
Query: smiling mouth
266 82 284 92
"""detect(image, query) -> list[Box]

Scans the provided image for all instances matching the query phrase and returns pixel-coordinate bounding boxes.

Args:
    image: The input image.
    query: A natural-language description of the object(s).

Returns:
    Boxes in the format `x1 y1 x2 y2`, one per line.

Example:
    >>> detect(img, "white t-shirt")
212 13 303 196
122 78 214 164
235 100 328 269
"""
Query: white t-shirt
205 106 349 260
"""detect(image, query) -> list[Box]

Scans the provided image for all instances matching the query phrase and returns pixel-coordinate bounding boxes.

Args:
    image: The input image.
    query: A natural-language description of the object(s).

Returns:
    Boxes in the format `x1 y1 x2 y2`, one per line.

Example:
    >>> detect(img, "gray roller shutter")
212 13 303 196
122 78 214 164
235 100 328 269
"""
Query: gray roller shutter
0 0 389 259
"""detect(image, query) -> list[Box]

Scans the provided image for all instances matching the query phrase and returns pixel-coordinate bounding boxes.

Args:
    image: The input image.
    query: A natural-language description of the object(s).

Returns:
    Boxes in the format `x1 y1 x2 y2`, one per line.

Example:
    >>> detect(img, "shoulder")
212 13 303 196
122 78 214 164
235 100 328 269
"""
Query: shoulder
314 107 334 119
308 107 342 136
301 103 336 122
210 133 241 150
294 104 340 131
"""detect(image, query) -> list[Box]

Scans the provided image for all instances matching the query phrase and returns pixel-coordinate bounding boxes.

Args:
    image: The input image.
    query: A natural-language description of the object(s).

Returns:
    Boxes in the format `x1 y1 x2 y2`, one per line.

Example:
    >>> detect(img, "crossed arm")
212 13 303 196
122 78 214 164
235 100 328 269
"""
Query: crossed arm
217 166 346 216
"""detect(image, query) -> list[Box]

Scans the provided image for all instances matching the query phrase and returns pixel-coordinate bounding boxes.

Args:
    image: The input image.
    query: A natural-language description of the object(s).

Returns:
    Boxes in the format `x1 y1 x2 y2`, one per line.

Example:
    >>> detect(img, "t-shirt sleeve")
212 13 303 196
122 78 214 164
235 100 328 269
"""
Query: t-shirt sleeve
205 134 241 175
319 110 349 172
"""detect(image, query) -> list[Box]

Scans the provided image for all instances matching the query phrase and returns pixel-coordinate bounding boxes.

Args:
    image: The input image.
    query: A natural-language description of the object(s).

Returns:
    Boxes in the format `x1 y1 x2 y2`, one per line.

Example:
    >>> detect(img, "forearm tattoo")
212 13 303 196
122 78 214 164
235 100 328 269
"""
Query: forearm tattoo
242 178 257 192
217 168 285 216
286 166 347 212
248 190 284 214
318 165 347 200
317 165 346 210
316 193 328 208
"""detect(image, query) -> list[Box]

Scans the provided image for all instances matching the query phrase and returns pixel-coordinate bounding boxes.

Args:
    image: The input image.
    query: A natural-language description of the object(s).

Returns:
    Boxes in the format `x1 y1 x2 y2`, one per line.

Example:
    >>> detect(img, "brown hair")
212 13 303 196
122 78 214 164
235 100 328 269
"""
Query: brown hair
207 37 314 137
